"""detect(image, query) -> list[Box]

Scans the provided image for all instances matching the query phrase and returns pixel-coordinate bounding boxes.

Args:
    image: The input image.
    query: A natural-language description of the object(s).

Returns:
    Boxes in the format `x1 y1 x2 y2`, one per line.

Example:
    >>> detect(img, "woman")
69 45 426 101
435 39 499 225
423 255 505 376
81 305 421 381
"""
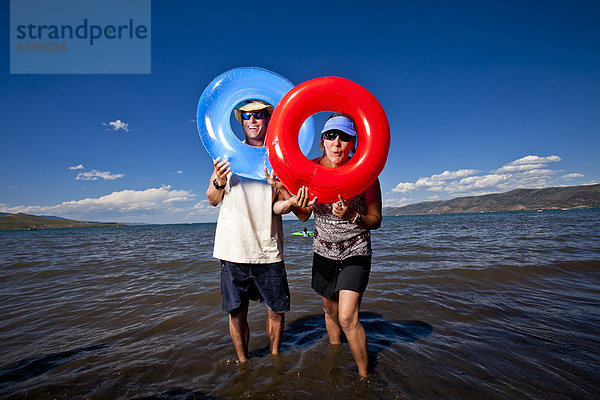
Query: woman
273 113 382 377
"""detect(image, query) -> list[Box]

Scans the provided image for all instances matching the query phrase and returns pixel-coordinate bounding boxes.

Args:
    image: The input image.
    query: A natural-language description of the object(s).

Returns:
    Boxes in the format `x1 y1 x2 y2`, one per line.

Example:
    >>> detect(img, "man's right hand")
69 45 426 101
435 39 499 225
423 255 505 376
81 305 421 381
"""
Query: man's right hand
213 157 231 187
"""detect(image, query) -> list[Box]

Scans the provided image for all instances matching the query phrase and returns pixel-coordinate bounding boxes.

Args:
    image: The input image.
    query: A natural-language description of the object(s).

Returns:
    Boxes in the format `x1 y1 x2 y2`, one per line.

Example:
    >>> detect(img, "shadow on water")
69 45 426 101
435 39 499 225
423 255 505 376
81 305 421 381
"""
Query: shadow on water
250 311 433 359
143 313 433 399
360 311 434 353
0 344 106 390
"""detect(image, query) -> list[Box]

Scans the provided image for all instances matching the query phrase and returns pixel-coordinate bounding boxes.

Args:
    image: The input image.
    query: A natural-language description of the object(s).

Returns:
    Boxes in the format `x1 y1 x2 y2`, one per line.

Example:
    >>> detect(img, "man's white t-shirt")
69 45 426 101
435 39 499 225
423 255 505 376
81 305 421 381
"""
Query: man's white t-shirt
213 173 283 263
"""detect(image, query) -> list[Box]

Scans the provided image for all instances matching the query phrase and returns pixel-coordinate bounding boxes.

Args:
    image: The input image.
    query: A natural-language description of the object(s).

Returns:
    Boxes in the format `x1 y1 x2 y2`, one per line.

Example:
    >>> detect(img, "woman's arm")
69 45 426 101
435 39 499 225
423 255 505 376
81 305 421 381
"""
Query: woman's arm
358 178 382 230
331 179 382 230
266 168 316 220
273 186 316 222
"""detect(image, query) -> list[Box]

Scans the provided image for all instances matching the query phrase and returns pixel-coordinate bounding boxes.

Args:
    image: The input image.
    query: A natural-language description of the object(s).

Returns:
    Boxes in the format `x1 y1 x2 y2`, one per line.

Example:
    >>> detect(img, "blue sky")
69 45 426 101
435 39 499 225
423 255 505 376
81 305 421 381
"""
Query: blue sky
1 0 599 223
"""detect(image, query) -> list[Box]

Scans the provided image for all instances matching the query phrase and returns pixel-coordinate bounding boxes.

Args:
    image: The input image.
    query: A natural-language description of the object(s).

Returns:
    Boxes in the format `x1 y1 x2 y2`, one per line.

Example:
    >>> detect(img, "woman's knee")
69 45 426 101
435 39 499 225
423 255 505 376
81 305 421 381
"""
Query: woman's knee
338 310 359 331
337 290 362 330
321 298 338 317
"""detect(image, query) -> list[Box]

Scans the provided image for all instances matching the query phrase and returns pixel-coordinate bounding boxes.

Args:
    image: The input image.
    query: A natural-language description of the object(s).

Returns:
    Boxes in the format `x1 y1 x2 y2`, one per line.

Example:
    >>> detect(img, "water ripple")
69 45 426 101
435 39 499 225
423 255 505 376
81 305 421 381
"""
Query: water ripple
1 210 599 399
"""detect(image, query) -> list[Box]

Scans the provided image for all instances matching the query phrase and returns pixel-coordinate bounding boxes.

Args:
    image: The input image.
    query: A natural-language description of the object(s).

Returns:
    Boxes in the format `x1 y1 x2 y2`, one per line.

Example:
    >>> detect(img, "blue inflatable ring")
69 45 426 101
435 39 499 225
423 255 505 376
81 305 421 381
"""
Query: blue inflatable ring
196 67 315 180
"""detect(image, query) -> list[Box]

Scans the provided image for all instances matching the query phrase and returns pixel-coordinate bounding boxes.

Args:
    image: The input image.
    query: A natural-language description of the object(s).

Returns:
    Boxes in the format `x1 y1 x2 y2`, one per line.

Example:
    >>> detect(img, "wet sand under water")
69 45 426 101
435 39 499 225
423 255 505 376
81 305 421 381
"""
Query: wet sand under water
1 210 599 399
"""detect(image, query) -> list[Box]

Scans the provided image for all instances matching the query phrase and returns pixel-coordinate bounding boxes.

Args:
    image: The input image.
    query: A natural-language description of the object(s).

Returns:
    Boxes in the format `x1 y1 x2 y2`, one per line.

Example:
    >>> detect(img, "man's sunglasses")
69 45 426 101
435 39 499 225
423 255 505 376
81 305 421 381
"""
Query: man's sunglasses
241 111 266 120
322 130 355 142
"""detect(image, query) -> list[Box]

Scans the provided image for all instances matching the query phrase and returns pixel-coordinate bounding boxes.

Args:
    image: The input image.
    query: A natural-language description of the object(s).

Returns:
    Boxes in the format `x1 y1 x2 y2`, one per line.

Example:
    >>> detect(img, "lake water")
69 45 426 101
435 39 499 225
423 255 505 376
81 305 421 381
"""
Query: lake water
1 209 599 399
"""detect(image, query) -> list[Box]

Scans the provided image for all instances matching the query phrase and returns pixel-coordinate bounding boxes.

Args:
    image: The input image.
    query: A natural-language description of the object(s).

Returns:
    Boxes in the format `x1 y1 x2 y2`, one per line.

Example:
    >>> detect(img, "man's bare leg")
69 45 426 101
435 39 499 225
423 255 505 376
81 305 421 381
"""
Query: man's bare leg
266 307 284 355
229 300 250 362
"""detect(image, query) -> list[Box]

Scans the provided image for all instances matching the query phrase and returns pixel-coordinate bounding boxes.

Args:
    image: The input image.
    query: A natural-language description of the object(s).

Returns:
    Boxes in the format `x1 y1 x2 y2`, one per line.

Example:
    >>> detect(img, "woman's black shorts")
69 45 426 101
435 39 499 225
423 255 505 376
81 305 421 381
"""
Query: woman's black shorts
311 252 371 300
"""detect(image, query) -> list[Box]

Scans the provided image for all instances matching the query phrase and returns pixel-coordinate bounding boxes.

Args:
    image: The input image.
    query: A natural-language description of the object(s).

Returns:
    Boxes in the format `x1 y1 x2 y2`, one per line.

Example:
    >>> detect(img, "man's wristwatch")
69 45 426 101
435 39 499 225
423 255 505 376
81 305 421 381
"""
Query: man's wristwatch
213 178 226 190
351 212 361 224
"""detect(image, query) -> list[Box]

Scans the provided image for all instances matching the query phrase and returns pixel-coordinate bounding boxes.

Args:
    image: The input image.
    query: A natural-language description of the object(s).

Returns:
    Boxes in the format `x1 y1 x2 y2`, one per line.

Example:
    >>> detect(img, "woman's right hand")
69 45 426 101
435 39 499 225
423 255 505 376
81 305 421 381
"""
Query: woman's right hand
290 186 317 208
273 185 316 220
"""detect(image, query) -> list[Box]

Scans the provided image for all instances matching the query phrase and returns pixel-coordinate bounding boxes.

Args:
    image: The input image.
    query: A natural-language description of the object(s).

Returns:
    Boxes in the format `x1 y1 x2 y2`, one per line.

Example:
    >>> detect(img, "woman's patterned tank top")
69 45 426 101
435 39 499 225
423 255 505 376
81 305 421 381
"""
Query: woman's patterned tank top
312 192 372 260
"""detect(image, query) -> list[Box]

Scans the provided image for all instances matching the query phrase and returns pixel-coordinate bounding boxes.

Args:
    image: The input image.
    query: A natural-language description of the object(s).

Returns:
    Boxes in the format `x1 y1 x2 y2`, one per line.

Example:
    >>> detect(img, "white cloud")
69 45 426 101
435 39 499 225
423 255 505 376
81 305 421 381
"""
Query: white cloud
415 169 480 189
69 164 85 170
391 155 586 199
504 169 559 190
392 168 480 193
76 170 124 181
493 155 561 173
562 173 584 180
0 185 196 215
446 173 511 195
176 170 183 174
103 119 130 132
383 197 412 207
429 169 480 181
187 200 216 216
391 182 415 193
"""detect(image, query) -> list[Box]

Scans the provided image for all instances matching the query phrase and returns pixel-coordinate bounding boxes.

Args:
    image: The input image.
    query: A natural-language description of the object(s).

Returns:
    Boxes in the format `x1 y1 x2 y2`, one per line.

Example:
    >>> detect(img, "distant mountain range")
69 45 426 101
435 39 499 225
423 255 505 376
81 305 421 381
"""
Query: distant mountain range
1 184 598 228
0 213 120 230
383 184 600 216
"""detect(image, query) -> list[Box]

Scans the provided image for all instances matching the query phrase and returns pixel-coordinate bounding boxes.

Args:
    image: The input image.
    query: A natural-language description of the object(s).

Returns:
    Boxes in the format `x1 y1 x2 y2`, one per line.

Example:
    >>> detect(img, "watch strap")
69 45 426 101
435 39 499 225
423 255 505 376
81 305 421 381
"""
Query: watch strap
213 178 226 190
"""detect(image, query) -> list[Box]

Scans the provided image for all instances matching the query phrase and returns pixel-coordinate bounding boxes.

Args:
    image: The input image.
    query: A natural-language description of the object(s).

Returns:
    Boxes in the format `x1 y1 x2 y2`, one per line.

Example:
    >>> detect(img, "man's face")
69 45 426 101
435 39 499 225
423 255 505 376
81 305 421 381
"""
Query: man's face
242 111 270 146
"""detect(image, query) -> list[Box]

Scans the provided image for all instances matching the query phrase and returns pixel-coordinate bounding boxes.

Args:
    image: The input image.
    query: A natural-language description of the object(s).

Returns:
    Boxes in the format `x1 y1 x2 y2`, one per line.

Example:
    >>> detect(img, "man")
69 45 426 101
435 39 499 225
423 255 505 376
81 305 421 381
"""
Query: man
206 100 288 363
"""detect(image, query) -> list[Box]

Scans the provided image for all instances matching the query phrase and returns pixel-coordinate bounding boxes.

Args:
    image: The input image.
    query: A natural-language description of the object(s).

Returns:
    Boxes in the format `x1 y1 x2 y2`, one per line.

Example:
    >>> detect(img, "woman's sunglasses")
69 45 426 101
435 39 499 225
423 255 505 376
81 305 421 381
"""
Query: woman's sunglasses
322 130 355 142
241 111 266 120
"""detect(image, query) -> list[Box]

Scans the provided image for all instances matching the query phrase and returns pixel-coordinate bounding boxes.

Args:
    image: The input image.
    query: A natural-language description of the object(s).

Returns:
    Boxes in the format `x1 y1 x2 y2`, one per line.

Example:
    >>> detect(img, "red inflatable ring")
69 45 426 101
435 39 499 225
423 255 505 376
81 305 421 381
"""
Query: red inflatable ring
267 76 390 203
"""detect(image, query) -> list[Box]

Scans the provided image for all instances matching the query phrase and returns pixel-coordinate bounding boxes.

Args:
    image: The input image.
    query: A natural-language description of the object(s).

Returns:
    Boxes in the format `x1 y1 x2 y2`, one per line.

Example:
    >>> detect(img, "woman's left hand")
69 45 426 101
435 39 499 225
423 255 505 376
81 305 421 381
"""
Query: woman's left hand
332 195 355 221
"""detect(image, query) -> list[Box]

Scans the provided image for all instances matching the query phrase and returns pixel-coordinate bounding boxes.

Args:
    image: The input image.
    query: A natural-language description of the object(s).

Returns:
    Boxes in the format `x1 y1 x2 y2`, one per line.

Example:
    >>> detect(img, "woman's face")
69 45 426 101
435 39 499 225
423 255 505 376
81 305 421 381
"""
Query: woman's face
323 131 355 166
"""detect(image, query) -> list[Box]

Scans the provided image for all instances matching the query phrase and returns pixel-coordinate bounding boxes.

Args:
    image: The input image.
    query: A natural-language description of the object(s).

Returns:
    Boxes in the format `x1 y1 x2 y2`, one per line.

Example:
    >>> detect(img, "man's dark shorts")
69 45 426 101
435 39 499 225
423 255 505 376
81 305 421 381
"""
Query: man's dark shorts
220 260 290 313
